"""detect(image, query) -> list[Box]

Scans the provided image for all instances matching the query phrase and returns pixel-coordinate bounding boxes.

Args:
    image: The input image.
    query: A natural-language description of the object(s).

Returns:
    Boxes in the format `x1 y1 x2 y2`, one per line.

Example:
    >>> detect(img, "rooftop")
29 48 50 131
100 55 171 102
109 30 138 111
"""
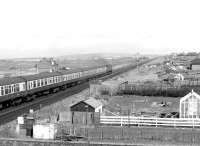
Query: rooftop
84 97 102 108
70 97 102 109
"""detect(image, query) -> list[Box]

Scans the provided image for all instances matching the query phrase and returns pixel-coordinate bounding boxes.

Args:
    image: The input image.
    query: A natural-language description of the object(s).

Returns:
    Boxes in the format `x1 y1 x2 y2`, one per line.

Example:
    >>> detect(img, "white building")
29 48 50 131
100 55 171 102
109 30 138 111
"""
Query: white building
180 90 200 118
33 123 57 139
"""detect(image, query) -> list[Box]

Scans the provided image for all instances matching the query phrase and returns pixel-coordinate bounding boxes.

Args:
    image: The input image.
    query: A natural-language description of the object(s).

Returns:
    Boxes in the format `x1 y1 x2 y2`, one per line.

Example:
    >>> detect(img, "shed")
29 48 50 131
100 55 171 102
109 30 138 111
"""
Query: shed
191 58 200 70
70 97 102 125
180 90 200 118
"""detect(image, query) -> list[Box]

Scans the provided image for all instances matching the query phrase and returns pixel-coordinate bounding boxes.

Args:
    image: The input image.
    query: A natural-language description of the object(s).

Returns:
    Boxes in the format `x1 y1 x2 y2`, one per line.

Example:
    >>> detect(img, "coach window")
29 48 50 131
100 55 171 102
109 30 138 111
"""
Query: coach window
0 86 4 95
30 81 33 89
27 82 30 90
66 75 68 80
62 75 65 81
53 77 56 83
46 78 49 84
47 78 50 84
51 77 54 84
42 79 45 86
5 85 8 94
11 85 14 93
48 78 51 84
49 77 53 84
63 75 66 81
15 84 20 92
8 85 11 94
44 78 47 85
57 76 61 82
41 79 44 86
33 80 37 88
0 86 4 96
37 80 41 87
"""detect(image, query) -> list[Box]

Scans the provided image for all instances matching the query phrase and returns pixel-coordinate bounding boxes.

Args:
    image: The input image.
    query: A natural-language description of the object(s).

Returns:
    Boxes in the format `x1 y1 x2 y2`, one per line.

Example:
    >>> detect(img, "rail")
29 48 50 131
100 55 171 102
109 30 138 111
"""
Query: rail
100 116 200 128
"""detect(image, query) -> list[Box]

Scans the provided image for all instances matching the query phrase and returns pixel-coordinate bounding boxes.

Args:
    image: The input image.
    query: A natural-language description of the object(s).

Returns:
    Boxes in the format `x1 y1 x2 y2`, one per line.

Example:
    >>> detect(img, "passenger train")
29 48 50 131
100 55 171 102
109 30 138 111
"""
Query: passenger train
0 64 112 110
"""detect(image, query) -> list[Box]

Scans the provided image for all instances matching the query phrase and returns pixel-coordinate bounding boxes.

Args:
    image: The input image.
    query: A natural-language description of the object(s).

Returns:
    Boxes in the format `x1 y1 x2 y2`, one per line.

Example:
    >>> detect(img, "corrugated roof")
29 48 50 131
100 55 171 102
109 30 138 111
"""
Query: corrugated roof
84 97 102 108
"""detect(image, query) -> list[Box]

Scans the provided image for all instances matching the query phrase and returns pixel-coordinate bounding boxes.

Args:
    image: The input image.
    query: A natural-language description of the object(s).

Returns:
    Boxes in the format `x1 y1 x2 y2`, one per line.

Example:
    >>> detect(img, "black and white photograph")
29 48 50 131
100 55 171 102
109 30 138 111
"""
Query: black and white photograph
0 0 200 145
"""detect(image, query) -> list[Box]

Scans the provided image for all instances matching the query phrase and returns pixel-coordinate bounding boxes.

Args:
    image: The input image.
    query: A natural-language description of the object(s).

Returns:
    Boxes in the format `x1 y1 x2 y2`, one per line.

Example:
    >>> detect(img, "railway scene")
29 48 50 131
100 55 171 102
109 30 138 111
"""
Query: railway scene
1 0 200 146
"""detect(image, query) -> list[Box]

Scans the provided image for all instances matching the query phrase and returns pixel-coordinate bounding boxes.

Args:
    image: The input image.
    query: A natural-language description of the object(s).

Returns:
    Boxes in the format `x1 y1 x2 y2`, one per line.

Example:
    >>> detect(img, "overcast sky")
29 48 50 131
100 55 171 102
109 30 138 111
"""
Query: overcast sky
0 0 200 58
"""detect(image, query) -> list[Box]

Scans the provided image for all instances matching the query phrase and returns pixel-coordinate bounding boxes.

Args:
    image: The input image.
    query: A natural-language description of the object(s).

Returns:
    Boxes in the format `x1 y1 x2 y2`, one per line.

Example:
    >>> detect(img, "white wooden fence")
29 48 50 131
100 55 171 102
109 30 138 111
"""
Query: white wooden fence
100 116 200 128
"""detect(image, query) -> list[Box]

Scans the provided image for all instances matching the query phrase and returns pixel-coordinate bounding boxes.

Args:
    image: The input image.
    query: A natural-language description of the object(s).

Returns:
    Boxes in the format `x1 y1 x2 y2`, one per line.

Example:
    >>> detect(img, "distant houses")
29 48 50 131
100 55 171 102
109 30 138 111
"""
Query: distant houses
35 58 58 73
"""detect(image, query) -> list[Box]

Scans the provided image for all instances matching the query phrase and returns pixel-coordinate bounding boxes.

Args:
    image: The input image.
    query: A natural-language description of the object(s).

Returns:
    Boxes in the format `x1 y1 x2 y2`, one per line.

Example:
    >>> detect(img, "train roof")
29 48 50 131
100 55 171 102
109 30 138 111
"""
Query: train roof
22 71 63 81
0 76 25 86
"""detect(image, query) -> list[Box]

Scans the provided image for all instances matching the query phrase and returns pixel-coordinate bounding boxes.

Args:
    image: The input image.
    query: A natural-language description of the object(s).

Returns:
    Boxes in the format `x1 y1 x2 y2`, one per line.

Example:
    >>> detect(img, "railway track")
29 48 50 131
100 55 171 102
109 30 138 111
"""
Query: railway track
0 59 153 125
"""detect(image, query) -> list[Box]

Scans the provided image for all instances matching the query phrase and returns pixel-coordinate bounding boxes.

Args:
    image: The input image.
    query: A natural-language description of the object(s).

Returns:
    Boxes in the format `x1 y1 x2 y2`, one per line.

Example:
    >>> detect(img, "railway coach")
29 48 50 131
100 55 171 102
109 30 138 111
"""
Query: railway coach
0 64 112 110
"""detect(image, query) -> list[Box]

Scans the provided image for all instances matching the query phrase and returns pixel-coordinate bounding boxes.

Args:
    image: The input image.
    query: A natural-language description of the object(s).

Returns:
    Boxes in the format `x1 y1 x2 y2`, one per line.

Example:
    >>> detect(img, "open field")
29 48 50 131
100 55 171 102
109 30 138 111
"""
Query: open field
0 56 137 77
